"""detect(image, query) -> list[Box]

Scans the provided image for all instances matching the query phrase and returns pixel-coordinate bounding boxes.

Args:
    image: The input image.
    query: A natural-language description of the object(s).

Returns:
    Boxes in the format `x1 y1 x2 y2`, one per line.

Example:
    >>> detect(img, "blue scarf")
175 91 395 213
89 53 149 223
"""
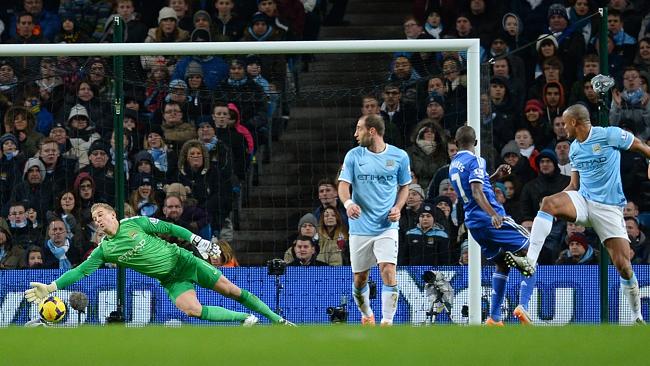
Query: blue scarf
0 247 6 263
203 136 218 151
424 23 443 38
46 239 72 270
149 148 168 172
227 77 248 86
247 26 273 41
577 246 594 264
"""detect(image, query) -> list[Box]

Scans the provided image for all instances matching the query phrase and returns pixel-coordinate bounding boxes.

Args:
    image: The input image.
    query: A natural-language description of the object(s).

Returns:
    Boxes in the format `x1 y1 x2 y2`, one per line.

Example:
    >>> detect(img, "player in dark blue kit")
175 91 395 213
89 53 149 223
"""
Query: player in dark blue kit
449 126 536 325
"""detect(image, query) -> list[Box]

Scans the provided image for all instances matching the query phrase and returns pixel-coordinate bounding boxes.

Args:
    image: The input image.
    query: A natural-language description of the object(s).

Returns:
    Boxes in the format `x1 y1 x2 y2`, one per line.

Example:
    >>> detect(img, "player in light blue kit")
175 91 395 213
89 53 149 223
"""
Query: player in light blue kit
517 104 650 324
338 114 411 326
450 126 537 326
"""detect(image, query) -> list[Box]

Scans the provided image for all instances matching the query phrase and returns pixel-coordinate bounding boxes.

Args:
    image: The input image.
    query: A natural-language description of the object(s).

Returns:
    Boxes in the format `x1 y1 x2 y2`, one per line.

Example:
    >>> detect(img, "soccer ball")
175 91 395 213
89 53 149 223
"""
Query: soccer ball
39 296 66 323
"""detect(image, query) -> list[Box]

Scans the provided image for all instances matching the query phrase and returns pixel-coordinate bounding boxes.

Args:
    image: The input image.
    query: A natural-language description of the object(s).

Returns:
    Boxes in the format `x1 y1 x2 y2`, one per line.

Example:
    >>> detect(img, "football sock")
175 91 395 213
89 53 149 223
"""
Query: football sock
527 211 553 264
621 273 643 321
353 283 373 317
200 305 249 322
490 271 508 322
519 271 537 311
381 284 399 323
236 289 283 323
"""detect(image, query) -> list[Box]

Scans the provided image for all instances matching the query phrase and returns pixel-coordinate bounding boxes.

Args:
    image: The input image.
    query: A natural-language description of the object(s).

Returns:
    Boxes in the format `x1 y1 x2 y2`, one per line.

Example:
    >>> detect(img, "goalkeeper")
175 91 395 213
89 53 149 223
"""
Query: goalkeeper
25 203 293 326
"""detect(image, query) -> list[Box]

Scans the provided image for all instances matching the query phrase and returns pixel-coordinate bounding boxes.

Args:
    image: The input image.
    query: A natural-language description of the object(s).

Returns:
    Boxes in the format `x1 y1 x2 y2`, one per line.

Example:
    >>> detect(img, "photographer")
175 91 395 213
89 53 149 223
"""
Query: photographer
610 66 650 140
399 201 451 265
288 236 328 267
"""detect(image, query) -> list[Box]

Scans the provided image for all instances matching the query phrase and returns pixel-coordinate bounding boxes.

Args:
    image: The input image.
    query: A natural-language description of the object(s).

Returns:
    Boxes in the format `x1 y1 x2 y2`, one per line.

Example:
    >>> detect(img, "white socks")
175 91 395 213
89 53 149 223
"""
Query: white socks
381 285 399 323
621 273 643 321
527 211 553 264
353 284 373 318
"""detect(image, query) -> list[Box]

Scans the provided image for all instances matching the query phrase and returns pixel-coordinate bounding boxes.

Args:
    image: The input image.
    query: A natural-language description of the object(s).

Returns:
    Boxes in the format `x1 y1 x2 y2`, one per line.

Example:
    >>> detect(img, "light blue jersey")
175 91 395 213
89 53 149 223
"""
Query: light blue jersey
449 150 505 229
339 145 411 235
569 126 634 206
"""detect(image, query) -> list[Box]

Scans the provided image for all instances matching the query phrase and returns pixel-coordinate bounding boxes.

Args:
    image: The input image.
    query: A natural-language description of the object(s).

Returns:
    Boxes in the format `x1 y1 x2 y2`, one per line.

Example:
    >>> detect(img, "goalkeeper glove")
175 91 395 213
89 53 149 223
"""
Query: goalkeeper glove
24 282 57 303
191 234 221 260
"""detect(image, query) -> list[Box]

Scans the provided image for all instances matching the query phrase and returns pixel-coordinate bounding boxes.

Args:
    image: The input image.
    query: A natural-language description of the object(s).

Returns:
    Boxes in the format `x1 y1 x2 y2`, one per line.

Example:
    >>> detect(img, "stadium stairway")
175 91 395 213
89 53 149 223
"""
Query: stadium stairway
234 0 411 265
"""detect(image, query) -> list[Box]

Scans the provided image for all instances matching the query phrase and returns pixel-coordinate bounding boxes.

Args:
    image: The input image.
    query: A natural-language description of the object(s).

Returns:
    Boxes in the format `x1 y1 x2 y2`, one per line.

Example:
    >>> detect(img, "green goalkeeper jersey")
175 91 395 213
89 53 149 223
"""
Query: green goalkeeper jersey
55 216 195 289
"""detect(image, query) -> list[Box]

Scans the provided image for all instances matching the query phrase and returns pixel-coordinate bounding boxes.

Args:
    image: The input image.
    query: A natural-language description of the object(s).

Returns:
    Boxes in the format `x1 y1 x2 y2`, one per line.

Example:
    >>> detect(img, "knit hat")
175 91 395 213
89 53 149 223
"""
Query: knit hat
494 182 507 195
0 133 18 147
169 79 188 89
185 61 204 78
490 75 509 88
190 28 211 42
133 150 154 165
124 108 139 122
73 172 95 191
409 183 425 199
524 99 544 114
535 148 559 169
251 11 268 25
568 232 589 251
229 58 245 68
147 124 164 138
67 104 91 123
536 34 558 52
50 122 68 133
427 93 445 106
547 3 568 21
297 213 318 230
164 182 191 201
193 10 212 25
0 58 15 70
438 178 452 196
23 157 46 182
88 139 110 155
432 195 453 209
418 201 435 216
131 172 154 188
158 7 178 23
245 54 262 66
500 140 520 158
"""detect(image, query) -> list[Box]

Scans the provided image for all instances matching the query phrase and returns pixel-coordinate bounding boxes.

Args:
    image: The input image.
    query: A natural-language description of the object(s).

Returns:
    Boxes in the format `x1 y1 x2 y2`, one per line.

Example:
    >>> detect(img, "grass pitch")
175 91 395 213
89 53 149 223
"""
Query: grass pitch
1 324 646 365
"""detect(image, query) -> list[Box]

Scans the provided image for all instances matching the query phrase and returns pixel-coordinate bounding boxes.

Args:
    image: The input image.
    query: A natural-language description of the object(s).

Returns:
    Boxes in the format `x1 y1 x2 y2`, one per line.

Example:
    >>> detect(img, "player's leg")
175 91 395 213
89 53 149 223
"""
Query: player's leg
604 237 644 323
375 230 399 326
350 234 376 324
489 255 510 325
174 288 251 323
211 272 285 324
512 248 536 325
526 192 580 265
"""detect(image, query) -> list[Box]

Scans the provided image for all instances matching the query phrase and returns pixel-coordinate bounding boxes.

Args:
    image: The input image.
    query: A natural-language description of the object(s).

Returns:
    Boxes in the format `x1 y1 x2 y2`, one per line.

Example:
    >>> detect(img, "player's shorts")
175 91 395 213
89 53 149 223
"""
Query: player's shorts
565 190 629 242
468 217 529 261
349 229 398 273
159 249 222 302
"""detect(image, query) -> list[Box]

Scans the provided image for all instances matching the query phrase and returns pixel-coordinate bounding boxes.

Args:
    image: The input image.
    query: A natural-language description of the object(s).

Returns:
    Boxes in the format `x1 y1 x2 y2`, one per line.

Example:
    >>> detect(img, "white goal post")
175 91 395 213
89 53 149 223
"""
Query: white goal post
0 35 483 325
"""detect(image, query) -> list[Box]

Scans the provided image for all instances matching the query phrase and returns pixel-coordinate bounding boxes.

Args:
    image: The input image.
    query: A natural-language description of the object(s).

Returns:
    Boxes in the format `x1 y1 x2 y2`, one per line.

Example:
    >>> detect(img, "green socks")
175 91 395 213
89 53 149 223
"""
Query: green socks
236 289 283 323
200 305 249 322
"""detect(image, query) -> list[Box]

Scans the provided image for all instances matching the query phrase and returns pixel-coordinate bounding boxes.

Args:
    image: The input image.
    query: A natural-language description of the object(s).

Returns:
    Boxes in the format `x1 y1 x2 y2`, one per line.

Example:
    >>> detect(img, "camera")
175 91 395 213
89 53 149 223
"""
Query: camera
422 270 455 325
267 258 286 276
326 295 349 323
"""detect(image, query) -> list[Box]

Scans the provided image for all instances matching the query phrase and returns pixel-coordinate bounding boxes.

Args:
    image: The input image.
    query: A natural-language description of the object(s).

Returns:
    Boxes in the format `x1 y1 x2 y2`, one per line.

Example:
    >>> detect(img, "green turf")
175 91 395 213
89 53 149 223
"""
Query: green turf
1 325 646 365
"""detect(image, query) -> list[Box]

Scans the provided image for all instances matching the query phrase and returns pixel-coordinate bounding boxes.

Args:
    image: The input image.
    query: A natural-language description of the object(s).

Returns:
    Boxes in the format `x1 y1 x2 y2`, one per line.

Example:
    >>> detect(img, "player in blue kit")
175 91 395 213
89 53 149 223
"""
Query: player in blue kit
516 104 650 324
338 114 411 326
450 126 537 325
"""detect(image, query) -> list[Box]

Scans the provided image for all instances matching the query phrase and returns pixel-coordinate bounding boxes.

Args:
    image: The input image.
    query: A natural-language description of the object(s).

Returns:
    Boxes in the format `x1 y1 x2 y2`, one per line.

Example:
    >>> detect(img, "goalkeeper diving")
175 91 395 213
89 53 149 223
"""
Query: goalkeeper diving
25 203 294 326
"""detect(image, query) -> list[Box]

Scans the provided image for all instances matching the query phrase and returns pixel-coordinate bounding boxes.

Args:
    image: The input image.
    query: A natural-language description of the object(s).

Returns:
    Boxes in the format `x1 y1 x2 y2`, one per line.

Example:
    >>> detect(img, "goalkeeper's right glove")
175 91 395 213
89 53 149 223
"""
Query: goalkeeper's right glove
24 282 57 303
191 234 219 260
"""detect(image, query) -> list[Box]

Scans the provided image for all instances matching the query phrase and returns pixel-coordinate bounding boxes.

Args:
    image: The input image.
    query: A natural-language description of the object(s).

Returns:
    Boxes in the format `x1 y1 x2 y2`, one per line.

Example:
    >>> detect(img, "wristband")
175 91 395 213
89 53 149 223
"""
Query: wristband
343 200 355 209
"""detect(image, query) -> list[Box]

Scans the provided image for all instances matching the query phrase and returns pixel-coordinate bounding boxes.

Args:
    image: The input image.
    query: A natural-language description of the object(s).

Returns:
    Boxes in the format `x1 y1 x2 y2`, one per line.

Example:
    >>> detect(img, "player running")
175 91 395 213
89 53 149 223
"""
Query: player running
338 114 411 326
25 203 294 326
510 104 650 324
449 126 536 325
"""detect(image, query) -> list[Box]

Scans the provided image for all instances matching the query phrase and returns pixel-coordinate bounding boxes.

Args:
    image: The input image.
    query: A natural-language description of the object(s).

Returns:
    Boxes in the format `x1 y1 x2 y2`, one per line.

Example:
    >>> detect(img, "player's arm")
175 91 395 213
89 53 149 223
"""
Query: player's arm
388 184 410 222
489 164 511 183
563 171 580 191
338 180 360 219
627 138 650 179
24 246 106 303
133 217 220 260
470 182 502 228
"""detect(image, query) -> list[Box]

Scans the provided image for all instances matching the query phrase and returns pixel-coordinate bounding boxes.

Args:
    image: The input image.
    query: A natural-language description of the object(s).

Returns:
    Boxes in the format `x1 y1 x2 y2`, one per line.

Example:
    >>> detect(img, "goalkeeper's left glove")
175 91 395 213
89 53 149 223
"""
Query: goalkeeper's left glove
191 234 221 260
24 282 57 303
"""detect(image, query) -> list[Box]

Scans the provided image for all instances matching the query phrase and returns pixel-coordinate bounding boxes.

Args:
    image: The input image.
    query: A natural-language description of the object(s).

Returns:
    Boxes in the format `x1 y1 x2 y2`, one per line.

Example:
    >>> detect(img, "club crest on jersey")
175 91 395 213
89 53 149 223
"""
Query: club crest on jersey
386 160 395 168
149 217 159 224
129 231 137 239
592 144 601 154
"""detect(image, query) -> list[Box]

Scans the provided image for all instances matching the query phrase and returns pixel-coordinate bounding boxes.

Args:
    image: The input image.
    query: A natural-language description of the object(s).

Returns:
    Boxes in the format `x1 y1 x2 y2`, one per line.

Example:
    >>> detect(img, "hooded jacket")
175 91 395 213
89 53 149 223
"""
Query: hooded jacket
519 149 570 219
405 119 448 190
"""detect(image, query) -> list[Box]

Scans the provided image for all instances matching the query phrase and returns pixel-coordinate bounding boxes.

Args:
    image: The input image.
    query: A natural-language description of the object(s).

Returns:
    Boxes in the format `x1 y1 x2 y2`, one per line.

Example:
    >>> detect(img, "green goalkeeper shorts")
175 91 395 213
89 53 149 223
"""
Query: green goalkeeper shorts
160 249 222 302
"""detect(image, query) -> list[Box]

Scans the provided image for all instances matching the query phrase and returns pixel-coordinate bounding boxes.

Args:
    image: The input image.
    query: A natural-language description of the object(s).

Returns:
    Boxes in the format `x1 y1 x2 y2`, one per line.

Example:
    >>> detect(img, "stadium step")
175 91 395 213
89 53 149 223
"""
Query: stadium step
260 162 341 176
289 106 358 119
231 230 291 252
238 207 313 231
319 26 403 40
279 128 354 142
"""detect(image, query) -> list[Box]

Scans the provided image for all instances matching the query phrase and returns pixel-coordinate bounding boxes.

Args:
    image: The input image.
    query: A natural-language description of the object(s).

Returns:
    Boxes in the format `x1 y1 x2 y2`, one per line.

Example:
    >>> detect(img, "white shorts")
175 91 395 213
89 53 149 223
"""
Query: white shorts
349 229 398 273
565 191 629 242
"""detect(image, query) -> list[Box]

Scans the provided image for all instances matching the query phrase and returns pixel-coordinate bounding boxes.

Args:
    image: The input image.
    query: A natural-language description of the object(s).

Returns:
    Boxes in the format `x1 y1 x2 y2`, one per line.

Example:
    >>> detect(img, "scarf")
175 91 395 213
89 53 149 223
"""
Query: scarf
0 77 18 91
227 77 248 86
416 139 436 155
0 247 6 263
46 239 72 270
571 246 594 264
526 0 542 10
520 145 535 158
149 148 168 172
4 151 17 160
10 220 27 229
247 26 273 41
424 23 443 38
203 136 218 152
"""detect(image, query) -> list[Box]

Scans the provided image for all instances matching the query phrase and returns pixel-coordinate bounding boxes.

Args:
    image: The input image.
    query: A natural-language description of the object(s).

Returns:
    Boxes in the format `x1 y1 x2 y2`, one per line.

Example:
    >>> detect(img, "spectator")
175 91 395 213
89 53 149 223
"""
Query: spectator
8 12 49 77
22 88 54 137
608 9 637 65
46 190 84 244
542 81 566 124
111 0 147 43
172 28 229 91
160 100 197 152
213 0 244 42
555 138 571 176
42 218 82 269
530 34 559 83
634 37 650 74
63 104 98 170
501 12 525 50
440 56 467 129
53 14 92 44
48 122 74 159
624 201 640 219
400 201 451 265
8 157 54 219
555 232 599 265
9 0 60 42
288 236 328 266
144 124 178 180
406 119 448 191
388 55 421 105
546 3 585 86
360 94 401 148
489 76 518 153
500 140 536 185
211 102 249 181
283 212 319 262
129 172 160 217
521 99 552 150
209 240 239 267
63 80 112 136
312 178 348 229
568 54 600 104
502 176 523 222
627 216 649 264
490 52 526 110
317 206 347 266
141 6 190 73
529 56 567 106
245 54 280 124
25 245 44 269
549 115 569 147
0 133 26 205
0 225 25 269
400 183 425 240
610 66 650 140
5 200 42 250
380 83 418 147
143 60 170 115
4 106 43 158
37 137 78 195
32 57 64 121
513 127 540 173
78 139 117 205
0 59 19 106
241 12 287 93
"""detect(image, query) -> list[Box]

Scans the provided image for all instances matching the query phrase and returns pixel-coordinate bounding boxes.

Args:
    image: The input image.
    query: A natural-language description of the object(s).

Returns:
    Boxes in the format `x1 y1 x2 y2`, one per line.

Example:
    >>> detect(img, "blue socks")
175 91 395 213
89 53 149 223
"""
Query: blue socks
490 272 508 321
519 272 537 311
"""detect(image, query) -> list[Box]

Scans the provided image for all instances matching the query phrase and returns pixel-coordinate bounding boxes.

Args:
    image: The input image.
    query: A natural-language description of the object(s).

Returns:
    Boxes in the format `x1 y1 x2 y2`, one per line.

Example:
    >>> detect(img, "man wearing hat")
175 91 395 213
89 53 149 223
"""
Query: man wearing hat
197 119 232 179
546 3 584 85
399 183 425 242
171 27 229 90
79 139 116 205
424 93 445 127
7 157 53 220
66 104 101 169
489 75 518 152
0 133 26 206
555 232 599 264
217 58 267 131
401 201 451 265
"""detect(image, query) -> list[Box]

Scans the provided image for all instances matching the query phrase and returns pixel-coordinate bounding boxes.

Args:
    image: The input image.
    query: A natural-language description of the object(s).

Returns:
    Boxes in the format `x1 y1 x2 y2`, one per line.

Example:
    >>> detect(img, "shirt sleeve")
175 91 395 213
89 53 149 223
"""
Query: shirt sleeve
54 245 105 289
468 156 486 184
131 216 194 242
397 150 412 186
606 126 634 150
338 150 355 183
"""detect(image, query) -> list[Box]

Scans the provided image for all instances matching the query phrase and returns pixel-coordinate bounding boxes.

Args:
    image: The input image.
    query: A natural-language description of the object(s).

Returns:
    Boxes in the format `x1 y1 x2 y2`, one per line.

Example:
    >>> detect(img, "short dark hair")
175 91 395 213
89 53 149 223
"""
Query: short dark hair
455 125 476 147
317 177 336 189
364 114 385 136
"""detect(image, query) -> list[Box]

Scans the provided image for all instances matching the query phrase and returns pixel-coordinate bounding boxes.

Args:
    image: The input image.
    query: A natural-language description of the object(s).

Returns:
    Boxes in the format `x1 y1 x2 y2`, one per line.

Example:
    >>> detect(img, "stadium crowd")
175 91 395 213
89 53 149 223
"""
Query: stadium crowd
0 0 649 270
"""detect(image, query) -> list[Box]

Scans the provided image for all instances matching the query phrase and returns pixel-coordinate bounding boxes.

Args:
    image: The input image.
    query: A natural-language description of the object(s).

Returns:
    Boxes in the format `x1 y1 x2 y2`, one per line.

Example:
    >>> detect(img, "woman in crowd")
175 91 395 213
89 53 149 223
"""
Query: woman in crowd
317 207 348 266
